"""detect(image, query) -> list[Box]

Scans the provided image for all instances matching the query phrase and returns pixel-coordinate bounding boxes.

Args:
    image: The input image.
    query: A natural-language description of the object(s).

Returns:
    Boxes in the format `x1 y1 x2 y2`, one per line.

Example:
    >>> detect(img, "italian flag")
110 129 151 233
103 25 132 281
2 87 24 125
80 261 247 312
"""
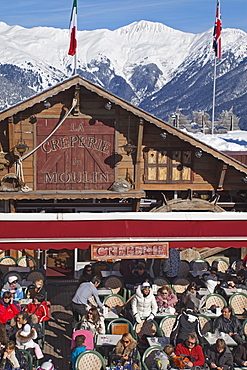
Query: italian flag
68 0 77 56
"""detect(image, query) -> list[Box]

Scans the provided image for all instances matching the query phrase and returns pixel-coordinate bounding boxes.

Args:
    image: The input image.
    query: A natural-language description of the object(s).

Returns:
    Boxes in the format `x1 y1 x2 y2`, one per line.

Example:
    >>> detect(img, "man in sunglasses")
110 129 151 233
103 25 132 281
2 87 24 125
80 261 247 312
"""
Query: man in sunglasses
175 332 205 369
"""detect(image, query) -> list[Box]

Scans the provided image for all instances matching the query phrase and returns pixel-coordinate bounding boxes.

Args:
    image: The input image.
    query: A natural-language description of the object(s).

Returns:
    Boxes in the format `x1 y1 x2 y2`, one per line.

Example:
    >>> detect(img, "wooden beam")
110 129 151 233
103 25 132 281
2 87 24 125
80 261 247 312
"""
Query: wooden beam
8 116 15 151
217 164 228 190
134 118 144 189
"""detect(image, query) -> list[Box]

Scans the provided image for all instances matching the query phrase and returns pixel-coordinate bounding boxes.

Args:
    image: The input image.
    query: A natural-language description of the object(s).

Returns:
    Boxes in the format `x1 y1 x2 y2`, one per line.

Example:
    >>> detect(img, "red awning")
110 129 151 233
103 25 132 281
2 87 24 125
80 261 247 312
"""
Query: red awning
0 212 247 250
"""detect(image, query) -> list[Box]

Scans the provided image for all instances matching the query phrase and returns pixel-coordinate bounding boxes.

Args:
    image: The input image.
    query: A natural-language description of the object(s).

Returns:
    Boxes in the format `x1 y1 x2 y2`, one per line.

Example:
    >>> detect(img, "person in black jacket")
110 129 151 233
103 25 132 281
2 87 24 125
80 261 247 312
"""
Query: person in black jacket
214 306 244 344
170 299 203 346
206 338 233 370
0 340 29 370
235 270 247 290
125 262 153 292
234 342 247 367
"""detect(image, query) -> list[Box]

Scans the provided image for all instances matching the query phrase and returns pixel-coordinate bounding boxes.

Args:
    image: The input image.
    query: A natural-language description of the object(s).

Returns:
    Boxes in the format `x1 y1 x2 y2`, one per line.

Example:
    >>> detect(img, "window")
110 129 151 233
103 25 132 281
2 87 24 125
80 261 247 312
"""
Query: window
144 148 193 183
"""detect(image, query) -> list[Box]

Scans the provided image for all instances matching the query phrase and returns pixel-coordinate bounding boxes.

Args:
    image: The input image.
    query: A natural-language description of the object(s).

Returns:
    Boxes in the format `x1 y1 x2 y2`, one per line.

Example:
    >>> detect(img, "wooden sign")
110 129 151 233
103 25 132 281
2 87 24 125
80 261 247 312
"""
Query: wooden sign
91 242 169 260
36 118 115 190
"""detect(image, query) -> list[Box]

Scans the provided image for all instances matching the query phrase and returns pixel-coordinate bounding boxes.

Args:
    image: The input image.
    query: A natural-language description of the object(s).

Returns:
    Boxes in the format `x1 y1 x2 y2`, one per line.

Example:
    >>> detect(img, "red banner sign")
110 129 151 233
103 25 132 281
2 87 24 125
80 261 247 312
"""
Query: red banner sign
91 242 169 259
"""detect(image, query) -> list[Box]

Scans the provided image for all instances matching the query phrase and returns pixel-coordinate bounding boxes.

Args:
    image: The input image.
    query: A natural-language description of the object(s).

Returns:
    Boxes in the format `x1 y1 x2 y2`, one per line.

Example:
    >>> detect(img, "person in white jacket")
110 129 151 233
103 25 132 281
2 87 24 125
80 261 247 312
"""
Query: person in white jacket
131 282 158 323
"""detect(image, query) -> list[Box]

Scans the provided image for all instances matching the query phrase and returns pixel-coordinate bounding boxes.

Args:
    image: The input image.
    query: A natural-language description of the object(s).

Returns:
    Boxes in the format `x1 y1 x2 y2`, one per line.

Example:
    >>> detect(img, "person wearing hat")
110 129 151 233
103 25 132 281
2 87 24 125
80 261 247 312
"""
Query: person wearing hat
131 282 157 323
170 299 203 346
1 276 24 302
125 262 153 292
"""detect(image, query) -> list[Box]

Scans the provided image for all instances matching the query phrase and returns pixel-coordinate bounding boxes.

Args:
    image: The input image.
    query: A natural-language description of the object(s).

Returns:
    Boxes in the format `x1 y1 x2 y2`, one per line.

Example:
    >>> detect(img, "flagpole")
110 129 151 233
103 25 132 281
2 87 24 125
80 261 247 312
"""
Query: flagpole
73 51 77 75
212 57 217 134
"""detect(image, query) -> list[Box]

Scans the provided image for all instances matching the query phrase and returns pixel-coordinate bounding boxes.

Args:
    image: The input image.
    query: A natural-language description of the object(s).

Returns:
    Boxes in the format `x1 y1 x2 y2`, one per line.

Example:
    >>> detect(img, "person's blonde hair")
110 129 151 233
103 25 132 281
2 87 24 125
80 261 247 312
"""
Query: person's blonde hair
158 285 173 295
121 333 135 344
35 279 44 288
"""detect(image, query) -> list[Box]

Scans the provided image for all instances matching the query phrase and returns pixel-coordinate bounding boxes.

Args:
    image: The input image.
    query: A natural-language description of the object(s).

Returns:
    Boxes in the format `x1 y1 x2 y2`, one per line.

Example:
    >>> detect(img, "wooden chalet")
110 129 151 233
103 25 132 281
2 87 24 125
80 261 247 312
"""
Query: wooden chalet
0 75 247 267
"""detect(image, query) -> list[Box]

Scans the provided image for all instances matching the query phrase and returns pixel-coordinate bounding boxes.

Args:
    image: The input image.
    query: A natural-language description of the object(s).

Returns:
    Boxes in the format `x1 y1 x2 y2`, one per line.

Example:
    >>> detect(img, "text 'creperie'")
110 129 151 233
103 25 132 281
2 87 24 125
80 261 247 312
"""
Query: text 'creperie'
91 243 169 259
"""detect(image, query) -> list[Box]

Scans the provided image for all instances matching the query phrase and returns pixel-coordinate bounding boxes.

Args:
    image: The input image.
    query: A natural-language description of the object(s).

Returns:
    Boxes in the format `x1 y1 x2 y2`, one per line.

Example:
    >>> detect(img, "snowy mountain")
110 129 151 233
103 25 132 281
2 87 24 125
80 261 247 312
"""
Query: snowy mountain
0 20 247 126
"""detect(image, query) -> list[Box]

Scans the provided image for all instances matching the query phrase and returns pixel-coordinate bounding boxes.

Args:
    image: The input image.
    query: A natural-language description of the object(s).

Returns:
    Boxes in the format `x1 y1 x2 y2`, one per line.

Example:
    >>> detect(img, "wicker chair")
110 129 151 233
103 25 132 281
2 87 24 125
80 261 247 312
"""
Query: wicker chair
212 258 229 273
177 260 190 277
19 349 33 370
92 261 110 279
111 261 121 272
205 294 227 310
103 275 123 294
107 318 136 338
26 269 46 283
172 277 191 294
229 292 247 315
0 256 17 275
75 350 106 370
198 314 212 335
103 294 125 314
190 258 210 271
17 256 36 270
153 277 171 289
231 259 244 272
3 271 23 284
134 319 159 341
159 315 177 338
142 346 163 370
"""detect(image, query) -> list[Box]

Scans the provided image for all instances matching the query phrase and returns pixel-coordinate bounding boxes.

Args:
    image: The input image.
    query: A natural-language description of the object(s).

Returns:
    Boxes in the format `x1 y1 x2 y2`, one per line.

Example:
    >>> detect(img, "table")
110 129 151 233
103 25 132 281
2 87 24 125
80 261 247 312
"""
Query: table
204 333 237 346
147 337 170 347
101 271 122 278
199 309 221 318
9 267 30 273
223 288 247 296
96 334 122 346
103 310 119 320
97 288 112 296
198 288 210 296
20 298 32 307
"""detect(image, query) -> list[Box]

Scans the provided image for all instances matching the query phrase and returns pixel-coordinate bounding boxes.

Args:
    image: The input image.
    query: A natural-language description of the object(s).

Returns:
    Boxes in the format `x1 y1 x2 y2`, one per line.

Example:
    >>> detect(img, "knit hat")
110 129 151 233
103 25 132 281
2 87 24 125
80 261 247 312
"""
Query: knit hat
8 276 18 284
141 282 151 290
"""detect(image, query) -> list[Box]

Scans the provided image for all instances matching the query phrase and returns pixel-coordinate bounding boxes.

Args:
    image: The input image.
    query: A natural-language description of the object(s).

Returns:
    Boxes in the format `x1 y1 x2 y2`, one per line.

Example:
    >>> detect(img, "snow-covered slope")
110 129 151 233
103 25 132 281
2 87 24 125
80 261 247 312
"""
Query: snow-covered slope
0 20 246 126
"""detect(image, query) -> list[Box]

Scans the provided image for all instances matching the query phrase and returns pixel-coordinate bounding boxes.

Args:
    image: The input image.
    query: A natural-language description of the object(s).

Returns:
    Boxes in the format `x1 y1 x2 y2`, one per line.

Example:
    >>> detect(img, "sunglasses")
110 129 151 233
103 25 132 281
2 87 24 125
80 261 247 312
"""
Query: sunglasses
187 340 196 345
88 312 93 315
123 340 130 343
162 292 168 295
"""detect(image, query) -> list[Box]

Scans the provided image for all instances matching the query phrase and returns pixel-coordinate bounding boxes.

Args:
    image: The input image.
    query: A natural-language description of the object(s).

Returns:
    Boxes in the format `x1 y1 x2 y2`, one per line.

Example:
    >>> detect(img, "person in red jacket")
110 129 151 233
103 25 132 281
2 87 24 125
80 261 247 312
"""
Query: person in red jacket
24 293 50 323
0 291 21 324
175 332 205 368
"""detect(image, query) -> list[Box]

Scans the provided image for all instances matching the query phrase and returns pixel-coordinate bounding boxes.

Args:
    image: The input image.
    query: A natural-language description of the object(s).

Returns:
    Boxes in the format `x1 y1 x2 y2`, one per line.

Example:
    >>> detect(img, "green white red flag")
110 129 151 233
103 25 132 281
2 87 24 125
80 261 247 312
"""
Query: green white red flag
68 0 77 56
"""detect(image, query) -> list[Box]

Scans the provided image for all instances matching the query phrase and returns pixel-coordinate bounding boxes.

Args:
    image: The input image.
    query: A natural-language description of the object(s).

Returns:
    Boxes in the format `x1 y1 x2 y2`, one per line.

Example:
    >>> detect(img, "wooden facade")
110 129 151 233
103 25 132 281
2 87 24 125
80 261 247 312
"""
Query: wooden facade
0 76 247 212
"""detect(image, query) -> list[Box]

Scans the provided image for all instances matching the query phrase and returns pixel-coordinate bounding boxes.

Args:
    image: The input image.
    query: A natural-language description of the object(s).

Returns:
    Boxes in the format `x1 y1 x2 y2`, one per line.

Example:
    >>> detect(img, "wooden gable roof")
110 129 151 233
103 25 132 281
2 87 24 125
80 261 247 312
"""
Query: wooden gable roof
1 75 247 176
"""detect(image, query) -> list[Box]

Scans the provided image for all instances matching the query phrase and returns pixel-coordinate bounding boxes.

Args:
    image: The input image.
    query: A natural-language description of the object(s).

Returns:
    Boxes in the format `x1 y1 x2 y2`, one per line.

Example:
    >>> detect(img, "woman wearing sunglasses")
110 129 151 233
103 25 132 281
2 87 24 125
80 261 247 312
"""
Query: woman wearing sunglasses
78 307 105 337
77 265 94 285
156 285 178 312
111 333 139 368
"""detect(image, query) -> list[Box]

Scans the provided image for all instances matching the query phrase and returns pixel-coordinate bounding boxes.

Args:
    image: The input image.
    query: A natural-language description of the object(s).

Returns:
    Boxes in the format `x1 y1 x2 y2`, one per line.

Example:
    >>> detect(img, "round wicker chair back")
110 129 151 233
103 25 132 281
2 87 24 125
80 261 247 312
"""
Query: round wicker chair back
172 277 190 294
198 314 212 335
159 315 177 338
212 259 229 273
104 276 123 294
134 319 158 341
103 294 125 314
75 350 106 370
229 293 247 315
205 294 227 309
191 258 209 271
177 260 190 277
142 346 163 370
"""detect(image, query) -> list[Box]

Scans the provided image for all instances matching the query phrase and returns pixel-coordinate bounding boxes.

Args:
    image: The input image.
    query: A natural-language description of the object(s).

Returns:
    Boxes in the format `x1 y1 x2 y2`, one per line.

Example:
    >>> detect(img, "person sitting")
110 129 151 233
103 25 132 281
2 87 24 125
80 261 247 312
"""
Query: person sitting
0 292 21 324
170 300 203 346
202 267 220 294
156 285 178 312
151 344 172 370
26 279 45 299
77 307 105 337
235 269 247 290
205 338 233 370
24 293 50 323
70 334 86 370
15 321 44 360
131 282 158 323
1 276 24 301
0 323 8 347
7 311 43 344
110 333 138 367
125 262 153 292
0 340 29 370
175 332 205 369
214 305 244 344
234 342 247 367
180 282 200 313
77 265 94 286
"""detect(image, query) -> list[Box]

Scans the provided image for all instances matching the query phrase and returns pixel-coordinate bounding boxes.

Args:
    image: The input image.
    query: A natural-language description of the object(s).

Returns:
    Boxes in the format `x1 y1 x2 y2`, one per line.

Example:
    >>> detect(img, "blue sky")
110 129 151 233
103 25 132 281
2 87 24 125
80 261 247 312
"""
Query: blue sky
1 0 246 33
